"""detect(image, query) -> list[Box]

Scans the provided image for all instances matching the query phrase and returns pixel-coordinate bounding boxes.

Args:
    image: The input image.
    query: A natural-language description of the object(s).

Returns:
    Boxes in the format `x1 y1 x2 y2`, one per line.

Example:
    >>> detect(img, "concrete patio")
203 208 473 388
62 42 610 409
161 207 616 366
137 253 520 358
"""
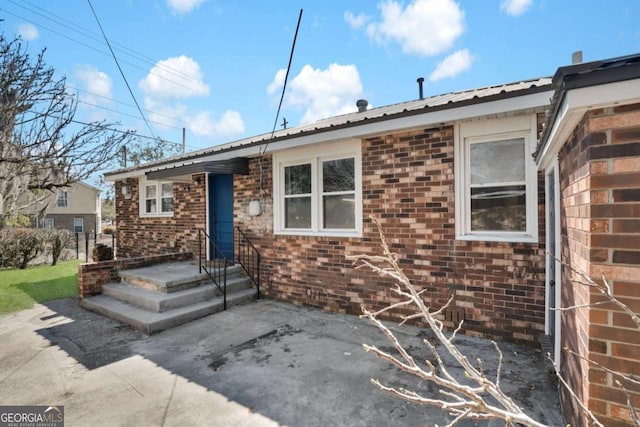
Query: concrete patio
0 298 564 426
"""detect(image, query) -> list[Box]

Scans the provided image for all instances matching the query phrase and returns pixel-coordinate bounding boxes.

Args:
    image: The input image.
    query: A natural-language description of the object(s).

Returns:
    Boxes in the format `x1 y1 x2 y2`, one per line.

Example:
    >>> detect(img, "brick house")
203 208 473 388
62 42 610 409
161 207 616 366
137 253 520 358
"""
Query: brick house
535 54 640 427
104 52 640 426
21 181 102 233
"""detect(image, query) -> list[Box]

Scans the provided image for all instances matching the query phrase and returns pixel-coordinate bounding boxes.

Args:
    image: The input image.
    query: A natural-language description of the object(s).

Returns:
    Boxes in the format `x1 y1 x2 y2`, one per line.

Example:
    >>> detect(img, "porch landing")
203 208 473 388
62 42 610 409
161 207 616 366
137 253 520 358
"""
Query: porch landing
117 261 212 292
81 261 257 334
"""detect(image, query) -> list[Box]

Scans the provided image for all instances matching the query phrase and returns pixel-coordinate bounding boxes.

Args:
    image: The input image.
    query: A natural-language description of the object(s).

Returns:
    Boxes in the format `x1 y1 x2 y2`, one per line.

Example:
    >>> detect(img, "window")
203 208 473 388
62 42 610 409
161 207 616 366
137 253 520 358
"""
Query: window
139 178 173 217
57 191 68 207
74 217 84 233
455 116 538 242
284 164 312 228
322 158 355 229
274 140 361 236
43 218 54 229
469 138 526 231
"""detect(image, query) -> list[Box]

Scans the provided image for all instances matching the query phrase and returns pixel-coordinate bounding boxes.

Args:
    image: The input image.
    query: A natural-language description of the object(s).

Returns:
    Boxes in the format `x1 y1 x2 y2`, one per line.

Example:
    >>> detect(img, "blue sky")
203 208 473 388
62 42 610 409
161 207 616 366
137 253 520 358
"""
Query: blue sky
2 0 640 154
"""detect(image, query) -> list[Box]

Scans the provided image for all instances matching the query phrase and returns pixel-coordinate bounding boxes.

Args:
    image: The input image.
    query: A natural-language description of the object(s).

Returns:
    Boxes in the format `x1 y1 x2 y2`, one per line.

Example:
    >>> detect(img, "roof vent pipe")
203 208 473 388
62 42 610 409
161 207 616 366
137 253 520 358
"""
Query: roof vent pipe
356 99 368 113
417 77 425 100
572 51 583 64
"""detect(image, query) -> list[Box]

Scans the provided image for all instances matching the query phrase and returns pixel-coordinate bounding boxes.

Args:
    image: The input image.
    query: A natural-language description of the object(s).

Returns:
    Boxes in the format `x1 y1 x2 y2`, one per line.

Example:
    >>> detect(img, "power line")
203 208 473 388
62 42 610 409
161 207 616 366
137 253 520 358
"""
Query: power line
9 0 197 84
4 0 231 154
74 87 187 124
77 99 185 131
265 8 303 153
259 9 303 195
67 117 188 149
87 0 156 139
2 2 203 94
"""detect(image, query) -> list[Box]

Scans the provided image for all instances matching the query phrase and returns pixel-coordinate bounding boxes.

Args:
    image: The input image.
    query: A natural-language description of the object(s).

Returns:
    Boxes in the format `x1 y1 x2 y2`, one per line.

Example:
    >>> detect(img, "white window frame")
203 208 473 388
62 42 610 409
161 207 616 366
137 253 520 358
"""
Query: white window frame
57 191 68 208
43 218 54 229
73 217 84 233
455 115 538 243
138 177 174 218
273 139 362 237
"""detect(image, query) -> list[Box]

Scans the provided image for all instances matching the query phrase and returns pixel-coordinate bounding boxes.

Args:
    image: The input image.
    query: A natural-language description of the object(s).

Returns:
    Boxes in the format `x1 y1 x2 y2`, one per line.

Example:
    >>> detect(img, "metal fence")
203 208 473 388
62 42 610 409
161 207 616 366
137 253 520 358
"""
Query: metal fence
74 232 117 262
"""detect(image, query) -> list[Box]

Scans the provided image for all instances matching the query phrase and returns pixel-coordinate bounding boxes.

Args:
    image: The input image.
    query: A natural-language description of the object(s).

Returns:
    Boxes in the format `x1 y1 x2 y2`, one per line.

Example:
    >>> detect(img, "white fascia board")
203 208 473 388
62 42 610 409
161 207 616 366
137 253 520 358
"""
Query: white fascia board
538 78 640 170
105 169 149 182
264 90 553 154
106 90 552 181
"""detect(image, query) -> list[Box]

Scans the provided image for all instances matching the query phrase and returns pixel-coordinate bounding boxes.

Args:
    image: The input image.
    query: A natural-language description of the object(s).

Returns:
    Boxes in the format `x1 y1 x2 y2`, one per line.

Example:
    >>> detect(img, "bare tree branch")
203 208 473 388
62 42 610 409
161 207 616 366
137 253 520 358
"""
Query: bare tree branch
0 33 135 228
616 380 640 427
549 253 640 329
349 216 549 427
548 354 605 427
565 348 640 386
355 220 640 426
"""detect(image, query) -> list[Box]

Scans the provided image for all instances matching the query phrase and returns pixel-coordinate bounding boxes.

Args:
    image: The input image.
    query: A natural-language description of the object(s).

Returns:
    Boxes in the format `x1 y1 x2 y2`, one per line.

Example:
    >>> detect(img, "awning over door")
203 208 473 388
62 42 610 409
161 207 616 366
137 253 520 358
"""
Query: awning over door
146 158 250 180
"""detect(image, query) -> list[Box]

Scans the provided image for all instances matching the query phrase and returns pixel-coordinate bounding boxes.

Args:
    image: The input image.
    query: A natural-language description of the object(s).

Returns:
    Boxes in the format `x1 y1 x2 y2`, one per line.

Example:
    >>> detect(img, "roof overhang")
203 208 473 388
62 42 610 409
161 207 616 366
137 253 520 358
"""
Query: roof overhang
536 55 640 170
144 158 249 181
105 88 552 182
536 78 640 171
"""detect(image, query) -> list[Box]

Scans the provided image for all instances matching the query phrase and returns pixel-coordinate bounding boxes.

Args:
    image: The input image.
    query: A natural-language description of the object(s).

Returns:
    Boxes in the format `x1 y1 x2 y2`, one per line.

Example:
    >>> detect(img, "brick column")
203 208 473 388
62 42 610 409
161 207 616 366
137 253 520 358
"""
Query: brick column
559 104 640 427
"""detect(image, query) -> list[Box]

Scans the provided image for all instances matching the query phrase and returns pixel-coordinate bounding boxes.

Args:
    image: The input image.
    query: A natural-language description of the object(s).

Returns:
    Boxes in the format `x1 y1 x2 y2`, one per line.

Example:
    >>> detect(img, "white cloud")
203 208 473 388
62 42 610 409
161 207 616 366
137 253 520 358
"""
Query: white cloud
267 69 286 95
166 0 207 15
269 63 364 124
364 0 465 57
429 49 474 82
144 100 186 131
184 110 245 137
139 55 210 100
18 23 39 41
74 65 113 103
500 0 533 16
344 11 369 30
139 57 242 140
144 99 244 138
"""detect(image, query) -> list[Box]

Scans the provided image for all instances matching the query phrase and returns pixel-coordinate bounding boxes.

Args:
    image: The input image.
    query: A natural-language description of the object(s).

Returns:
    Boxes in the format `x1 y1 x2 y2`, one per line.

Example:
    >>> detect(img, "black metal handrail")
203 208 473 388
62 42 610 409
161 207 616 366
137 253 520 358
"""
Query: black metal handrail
235 227 261 299
198 228 228 310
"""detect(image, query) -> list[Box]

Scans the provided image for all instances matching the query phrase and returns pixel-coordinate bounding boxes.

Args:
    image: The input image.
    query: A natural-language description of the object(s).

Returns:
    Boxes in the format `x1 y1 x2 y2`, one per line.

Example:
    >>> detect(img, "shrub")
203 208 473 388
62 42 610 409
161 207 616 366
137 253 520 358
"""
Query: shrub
0 228 47 269
102 226 115 235
48 229 75 266
5 215 33 228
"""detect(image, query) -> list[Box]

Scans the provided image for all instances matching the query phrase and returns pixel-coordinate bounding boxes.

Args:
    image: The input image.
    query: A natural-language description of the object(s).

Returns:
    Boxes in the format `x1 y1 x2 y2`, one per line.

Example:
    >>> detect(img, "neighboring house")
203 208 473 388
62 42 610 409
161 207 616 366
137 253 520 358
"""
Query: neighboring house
38 182 102 234
104 52 640 426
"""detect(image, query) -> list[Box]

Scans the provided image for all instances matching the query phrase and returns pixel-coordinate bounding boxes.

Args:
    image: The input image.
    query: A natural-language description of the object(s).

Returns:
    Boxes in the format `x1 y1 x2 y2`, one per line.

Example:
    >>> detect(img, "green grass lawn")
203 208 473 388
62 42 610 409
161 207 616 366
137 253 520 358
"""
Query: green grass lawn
0 260 80 314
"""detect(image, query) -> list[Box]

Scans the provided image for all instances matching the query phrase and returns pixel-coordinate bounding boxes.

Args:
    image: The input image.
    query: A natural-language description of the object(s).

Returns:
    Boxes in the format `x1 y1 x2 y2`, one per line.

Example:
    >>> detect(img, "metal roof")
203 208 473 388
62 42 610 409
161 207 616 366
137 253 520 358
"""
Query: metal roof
105 76 551 178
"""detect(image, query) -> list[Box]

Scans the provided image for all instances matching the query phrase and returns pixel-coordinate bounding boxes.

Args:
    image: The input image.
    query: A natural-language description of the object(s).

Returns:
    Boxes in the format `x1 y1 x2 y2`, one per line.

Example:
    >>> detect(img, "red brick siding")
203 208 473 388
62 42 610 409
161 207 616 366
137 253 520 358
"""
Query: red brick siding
115 174 206 257
236 124 546 343
559 104 640 427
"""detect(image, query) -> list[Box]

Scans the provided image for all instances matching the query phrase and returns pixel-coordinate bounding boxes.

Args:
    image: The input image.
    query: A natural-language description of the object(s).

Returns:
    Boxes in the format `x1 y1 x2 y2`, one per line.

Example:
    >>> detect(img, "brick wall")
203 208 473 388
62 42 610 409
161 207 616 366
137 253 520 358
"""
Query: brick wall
78 252 193 298
115 174 206 257
558 103 640 427
236 124 547 343
44 213 97 234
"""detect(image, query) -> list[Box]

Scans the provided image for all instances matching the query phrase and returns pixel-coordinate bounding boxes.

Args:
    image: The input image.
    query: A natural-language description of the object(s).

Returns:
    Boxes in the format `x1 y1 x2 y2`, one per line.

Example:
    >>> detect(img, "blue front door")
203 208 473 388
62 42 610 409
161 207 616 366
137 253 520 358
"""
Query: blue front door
208 174 234 260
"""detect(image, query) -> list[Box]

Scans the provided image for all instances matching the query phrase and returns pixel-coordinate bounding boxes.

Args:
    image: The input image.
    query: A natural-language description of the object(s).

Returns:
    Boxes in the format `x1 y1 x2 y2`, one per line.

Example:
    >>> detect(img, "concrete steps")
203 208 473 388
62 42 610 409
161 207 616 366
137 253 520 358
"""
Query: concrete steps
118 263 247 293
81 261 257 334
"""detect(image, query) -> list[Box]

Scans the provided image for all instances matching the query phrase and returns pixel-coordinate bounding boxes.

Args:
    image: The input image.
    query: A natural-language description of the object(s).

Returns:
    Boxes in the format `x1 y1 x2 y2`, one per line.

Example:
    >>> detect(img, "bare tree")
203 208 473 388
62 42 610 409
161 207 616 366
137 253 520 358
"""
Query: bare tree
348 217 548 426
551 266 640 427
123 136 182 168
349 217 639 427
0 33 134 228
